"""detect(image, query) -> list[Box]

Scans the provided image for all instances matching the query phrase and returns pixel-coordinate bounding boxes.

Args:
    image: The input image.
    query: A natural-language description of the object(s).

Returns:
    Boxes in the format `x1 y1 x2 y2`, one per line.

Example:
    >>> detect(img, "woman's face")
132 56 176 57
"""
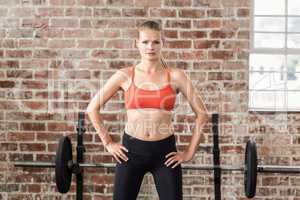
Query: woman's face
136 29 163 61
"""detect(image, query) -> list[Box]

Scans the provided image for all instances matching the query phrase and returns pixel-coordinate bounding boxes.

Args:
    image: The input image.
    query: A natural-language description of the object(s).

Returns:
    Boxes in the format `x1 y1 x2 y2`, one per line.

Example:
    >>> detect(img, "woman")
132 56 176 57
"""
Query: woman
87 20 208 200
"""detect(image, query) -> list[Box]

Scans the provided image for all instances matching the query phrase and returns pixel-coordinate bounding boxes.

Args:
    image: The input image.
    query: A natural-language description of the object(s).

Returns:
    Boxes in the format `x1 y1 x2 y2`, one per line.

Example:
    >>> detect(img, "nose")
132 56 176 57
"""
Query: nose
146 42 155 49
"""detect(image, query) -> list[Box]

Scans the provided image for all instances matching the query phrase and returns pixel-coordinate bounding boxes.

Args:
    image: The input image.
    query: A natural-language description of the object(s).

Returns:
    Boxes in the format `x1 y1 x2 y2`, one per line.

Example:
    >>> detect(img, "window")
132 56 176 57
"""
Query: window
249 0 300 111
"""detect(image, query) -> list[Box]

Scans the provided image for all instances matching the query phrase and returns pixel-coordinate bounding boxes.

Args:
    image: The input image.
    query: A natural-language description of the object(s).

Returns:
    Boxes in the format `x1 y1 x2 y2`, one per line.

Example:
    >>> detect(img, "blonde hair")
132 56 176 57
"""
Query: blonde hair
137 20 168 69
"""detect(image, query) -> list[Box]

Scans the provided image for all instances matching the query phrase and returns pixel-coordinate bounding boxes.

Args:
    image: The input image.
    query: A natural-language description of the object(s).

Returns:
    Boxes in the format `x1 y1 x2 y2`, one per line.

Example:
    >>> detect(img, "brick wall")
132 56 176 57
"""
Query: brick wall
1 0 299 199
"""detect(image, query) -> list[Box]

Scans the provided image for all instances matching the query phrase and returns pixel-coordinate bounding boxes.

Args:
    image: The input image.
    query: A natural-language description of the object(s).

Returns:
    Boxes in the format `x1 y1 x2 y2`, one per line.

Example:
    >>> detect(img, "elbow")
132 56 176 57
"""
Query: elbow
196 111 209 124
86 104 98 115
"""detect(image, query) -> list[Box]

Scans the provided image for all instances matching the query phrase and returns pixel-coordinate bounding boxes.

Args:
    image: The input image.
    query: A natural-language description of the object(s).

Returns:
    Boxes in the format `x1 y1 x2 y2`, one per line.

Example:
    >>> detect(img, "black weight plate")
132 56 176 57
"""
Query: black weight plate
244 140 257 198
55 136 73 193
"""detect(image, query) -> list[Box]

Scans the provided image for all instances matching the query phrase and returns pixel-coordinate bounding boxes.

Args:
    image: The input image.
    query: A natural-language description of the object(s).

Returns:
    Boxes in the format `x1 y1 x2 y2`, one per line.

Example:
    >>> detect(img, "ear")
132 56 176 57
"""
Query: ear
134 39 138 48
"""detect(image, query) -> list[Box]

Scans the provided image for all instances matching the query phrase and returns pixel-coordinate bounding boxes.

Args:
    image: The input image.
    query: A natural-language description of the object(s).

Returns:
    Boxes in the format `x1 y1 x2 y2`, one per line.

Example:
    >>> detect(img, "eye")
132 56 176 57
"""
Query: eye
154 41 160 44
142 41 148 44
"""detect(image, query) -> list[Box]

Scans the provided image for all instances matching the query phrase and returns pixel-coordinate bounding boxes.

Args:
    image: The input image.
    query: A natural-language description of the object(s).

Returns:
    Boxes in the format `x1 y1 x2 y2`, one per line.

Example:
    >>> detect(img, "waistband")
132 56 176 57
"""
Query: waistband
122 131 177 157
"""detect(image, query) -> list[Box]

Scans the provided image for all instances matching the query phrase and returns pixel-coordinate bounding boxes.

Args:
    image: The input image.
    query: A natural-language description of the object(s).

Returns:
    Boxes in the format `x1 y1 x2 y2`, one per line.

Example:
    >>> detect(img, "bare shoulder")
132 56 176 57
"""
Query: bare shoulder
168 67 188 93
117 66 133 91
169 67 187 84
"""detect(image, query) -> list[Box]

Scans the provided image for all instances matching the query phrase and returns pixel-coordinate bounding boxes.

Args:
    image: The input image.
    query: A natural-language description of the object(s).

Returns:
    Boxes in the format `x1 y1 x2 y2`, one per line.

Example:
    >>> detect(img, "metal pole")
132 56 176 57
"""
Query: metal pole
258 165 300 173
14 162 245 171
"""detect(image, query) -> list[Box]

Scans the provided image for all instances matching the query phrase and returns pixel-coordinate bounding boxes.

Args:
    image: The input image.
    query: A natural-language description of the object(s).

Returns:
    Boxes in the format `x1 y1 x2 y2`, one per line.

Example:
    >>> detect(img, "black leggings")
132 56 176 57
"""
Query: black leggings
113 131 183 200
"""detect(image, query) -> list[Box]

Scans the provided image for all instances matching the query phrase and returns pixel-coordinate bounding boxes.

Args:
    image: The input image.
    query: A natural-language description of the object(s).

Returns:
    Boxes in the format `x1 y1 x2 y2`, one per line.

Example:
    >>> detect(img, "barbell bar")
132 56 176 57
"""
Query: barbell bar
14 161 245 171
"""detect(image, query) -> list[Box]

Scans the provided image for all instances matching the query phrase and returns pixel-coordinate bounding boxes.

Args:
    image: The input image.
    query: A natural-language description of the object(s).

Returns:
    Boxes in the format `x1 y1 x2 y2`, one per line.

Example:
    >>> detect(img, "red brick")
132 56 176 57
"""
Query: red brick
0 81 15 88
164 0 191 6
163 30 178 38
78 40 104 48
80 19 92 28
91 175 114 184
193 20 221 29
22 18 49 29
22 101 47 110
21 59 48 69
0 143 18 151
0 60 19 68
65 8 92 17
180 31 206 39
50 0 75 5
20 143 46 151
150 8 176 17
63 29 91 38
106 0 133 6
21 123 46 131
136 0 161 6
51 101 77 110
7 133 34 145
64 91 90 100
7 70 33 79
223 41 249 50
35 113 62 121
35 91 61 99
33 49 58 58
62 50 88 59
1 39 17 48
47 122 74 131
193 61 221 70
0 100 18 110
223 82 247 91
194 40 220 49
93 19 135 28
37 8 64 17
48 39 75 48
208 72 233 80
35 28 64 38
178 9 205 18
223 0 249 7
9 153 33 162
8 29 34 38
106 39 133 49
92 50 119 59
78 0 105 5
6 50 32 58
210 30 235 38
237 8 250 17
6 112 33 120
79 60 105 69
223 61 245 70
165 41 191 48
22 184 41 193
122 8 147 17
238 30 249 39
178 50 205 60
207 9 222 17
165 20 191 29
22 80 47 89
36 132 62 141
209 50 234 60
93 8 121 17
51 19 78 28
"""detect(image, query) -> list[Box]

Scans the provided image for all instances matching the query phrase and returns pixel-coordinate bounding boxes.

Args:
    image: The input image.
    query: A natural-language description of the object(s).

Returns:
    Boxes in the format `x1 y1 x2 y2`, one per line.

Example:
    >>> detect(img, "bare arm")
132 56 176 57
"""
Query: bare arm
174 69 209 156
86 69 127 146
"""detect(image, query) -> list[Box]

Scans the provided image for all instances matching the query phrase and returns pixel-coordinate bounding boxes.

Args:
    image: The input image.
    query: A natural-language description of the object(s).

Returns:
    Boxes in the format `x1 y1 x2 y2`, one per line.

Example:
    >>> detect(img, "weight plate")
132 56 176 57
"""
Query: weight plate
244 140 257 198
55 136 73 193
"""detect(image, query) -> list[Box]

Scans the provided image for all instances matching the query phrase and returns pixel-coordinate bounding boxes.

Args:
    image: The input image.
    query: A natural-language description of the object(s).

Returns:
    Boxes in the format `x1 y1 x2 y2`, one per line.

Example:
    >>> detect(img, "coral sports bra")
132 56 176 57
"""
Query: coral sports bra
124 66 176 111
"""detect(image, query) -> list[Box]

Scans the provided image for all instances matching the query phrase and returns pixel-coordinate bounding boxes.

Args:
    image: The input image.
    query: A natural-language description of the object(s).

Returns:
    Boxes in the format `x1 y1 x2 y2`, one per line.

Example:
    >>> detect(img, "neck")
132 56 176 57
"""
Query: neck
137 60 162 73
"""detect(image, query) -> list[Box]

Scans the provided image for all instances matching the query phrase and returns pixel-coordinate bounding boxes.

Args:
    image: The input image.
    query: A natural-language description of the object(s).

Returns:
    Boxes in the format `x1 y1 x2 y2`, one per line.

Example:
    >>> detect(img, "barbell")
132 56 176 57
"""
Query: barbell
13 113 300 199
